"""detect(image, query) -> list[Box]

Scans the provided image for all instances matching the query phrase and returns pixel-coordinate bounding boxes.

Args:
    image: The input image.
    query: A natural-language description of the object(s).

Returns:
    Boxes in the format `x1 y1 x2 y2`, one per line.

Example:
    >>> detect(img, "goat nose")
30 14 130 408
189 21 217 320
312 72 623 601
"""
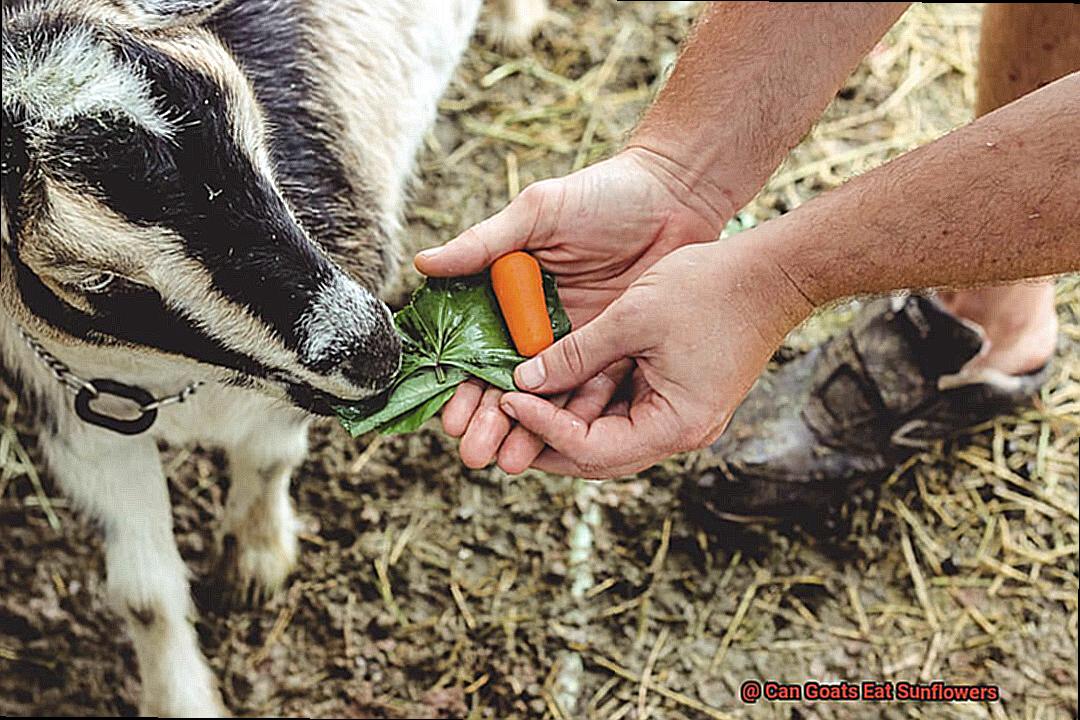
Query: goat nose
296 277 401 392
344 305 401 390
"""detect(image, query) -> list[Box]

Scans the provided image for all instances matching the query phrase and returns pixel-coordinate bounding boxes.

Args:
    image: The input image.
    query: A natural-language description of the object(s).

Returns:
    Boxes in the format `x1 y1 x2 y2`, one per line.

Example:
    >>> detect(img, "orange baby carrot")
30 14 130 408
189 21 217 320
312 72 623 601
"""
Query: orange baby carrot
491 251 554 357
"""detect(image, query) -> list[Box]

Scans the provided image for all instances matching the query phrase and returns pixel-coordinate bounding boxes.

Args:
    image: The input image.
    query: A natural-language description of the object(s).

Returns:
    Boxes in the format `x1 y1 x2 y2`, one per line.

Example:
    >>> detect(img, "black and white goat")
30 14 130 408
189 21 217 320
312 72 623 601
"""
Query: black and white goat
1 0 544 714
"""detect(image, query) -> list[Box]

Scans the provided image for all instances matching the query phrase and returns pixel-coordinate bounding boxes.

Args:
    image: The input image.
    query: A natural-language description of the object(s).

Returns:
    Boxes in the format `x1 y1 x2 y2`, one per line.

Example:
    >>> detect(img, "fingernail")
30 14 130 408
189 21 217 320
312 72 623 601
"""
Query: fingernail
515 357 546 390
418 245 444 258
500 398 518 420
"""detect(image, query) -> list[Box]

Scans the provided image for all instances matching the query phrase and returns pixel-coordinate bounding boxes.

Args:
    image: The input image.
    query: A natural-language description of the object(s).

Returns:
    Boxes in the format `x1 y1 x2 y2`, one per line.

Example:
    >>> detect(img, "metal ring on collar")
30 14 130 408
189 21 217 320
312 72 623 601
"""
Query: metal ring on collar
74 379 159 435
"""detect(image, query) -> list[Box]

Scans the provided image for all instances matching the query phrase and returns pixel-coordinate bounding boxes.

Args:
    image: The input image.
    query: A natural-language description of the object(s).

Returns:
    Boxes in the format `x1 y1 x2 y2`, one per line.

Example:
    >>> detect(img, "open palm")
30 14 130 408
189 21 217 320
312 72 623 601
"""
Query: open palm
414 147 730 470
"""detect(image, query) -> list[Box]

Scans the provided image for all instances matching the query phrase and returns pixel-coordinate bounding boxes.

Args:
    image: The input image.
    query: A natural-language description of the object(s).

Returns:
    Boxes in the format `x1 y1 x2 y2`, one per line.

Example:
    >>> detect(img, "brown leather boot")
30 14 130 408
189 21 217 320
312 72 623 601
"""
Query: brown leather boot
689 295 1050 521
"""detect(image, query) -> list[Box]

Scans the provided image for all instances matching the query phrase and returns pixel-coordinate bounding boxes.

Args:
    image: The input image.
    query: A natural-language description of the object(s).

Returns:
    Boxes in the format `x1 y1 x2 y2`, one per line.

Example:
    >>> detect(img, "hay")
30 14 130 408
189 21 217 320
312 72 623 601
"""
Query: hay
2 3 1076 718
405 3 1078 717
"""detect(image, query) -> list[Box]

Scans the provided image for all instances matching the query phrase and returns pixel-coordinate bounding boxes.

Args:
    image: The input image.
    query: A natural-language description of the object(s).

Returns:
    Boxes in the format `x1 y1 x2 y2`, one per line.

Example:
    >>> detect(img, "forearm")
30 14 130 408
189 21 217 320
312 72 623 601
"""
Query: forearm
628 2 908 216
766 73 1080 305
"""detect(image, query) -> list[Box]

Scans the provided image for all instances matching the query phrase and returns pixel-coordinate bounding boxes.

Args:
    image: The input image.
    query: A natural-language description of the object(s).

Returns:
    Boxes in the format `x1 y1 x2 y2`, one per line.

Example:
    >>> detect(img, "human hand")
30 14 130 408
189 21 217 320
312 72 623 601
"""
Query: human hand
415 147 731 470
493 227 815 478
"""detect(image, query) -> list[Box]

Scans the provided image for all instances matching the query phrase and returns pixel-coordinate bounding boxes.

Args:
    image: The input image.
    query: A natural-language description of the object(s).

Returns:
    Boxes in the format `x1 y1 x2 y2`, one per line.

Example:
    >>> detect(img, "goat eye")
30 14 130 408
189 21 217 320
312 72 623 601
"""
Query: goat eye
77 272 116 293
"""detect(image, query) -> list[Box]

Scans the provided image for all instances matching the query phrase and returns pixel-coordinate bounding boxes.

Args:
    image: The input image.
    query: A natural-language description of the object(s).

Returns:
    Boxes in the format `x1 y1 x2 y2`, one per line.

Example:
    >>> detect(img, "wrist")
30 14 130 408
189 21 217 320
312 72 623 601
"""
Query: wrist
625 130 765 221
760 192 862 309
721 223 819 340
618 145 736 239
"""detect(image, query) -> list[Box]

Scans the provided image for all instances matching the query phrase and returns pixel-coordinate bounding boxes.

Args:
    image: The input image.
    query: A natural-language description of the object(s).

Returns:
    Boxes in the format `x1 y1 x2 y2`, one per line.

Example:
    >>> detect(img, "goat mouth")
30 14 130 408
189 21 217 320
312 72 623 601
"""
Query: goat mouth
283 381 383 417
285 384 347 416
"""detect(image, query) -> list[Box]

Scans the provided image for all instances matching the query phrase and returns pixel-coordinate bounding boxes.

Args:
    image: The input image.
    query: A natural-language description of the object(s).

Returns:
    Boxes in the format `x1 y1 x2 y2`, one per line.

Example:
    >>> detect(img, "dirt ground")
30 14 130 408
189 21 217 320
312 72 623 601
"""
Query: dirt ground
2 2 1077 718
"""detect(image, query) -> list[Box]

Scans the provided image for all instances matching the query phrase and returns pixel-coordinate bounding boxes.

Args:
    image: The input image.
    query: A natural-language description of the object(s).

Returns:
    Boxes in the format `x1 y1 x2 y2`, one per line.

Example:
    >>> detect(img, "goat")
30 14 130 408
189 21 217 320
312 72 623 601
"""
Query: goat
1 0 545 714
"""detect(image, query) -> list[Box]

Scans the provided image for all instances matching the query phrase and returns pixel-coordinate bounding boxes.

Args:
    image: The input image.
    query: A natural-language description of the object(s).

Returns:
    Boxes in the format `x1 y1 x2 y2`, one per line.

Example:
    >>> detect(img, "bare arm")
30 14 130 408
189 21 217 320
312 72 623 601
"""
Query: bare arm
629 2 910 217
497 72 1080 478
417 2 1074 477
770 72 1080 304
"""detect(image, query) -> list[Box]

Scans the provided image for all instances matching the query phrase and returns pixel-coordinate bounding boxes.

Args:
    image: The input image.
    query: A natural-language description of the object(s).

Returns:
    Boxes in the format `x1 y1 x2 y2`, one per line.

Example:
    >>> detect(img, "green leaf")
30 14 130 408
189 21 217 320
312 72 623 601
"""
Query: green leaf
337 367 467 437
334 269 570 435
544 271 572 340
377 385 459 435
453 362 516 392
397 275 522 372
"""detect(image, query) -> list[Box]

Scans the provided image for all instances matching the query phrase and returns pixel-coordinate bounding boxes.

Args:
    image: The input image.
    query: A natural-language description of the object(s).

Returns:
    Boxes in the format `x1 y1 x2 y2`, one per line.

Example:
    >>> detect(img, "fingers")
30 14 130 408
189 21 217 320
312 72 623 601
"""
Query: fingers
495 395 567 475
459 387 513 469
530 447 584 476
499 381 688 478
413 181 557 277
496 366 625 474
446 362 631 473
442 379 485 437
562 367 623 421
495 426 545 475
498 392 669 478
514 304 641 396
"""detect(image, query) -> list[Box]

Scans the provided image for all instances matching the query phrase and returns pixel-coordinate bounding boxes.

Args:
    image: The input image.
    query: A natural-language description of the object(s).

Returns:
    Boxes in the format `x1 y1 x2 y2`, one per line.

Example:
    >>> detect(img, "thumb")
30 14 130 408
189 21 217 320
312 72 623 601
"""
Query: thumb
514 305 640 395
414 181 558 277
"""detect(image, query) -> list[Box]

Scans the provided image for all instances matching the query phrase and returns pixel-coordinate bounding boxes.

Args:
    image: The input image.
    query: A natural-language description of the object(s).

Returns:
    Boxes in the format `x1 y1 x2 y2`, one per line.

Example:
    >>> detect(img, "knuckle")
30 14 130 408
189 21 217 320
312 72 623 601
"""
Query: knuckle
516 181 549 212
555 406 587 434
480 405 504 425
555 337 590 379
537 405 582 446
590 371 619 393
454 225 492 265
516 179 562 241
477 231 502 267
458 223 485 245
522 178 556 199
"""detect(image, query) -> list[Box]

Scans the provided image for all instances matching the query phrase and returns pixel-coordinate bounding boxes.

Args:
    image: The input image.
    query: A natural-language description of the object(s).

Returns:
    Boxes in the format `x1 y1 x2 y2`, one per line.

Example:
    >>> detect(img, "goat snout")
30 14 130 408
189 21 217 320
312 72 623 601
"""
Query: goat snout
296 275 401 398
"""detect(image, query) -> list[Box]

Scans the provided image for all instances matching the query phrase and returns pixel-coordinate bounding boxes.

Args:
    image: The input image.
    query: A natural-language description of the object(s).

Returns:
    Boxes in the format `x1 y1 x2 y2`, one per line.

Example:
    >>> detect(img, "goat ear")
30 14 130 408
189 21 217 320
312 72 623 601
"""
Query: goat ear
114 0 231 29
